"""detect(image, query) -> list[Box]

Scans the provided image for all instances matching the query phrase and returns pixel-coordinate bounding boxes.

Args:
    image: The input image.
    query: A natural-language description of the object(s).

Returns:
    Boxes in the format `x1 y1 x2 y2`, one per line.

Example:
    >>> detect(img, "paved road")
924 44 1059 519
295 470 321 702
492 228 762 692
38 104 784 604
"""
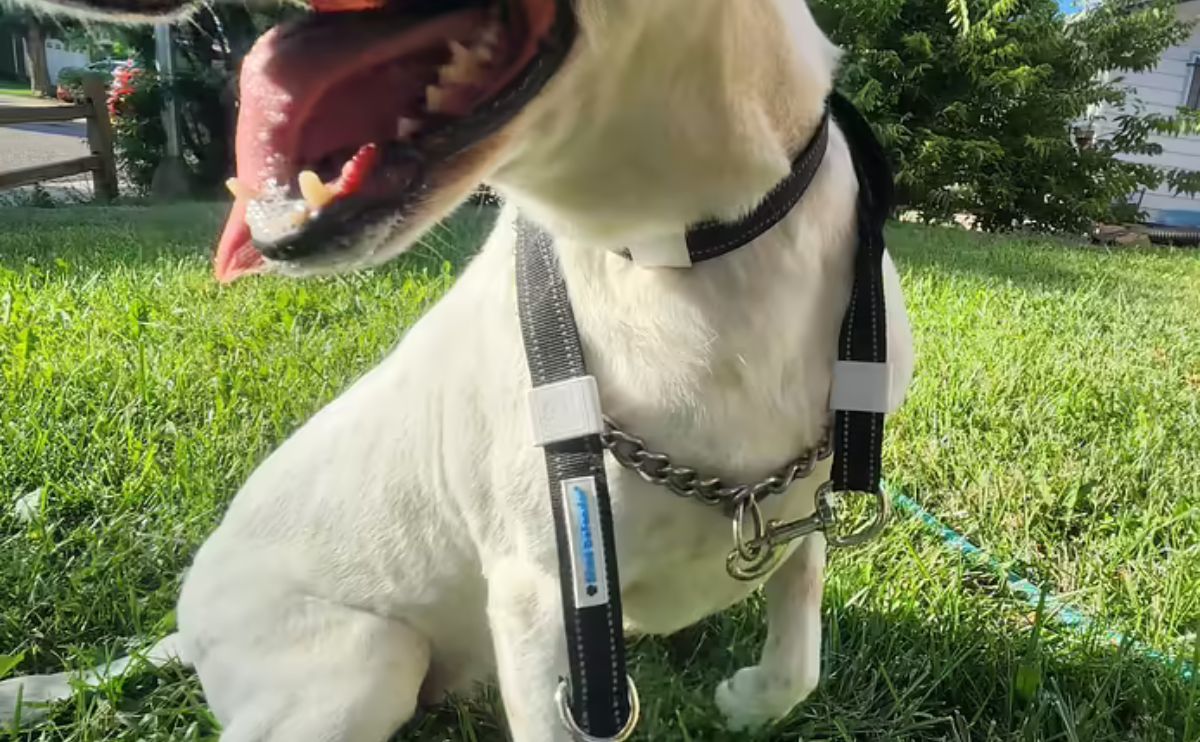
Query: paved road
0 93 96 199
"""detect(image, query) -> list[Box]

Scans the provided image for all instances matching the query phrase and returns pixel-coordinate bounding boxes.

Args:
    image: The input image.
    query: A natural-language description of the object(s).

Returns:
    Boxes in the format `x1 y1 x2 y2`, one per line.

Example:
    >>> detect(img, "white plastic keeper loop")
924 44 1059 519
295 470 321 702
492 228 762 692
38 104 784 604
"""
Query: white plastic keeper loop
528 376 605 447
830 360 905 414
622 232 693 268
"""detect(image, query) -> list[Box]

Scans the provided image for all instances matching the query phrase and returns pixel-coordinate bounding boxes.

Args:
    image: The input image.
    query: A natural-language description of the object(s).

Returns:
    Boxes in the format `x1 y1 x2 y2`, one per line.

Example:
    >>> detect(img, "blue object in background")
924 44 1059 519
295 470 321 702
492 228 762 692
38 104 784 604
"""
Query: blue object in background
1145 209 1200 229
884 481 1196 682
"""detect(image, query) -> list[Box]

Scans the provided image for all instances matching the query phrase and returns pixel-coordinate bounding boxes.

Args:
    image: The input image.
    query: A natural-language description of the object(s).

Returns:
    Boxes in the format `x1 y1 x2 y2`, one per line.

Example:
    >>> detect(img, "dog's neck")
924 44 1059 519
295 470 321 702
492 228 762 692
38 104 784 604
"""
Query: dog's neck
485 1 857 473
488 0 840 251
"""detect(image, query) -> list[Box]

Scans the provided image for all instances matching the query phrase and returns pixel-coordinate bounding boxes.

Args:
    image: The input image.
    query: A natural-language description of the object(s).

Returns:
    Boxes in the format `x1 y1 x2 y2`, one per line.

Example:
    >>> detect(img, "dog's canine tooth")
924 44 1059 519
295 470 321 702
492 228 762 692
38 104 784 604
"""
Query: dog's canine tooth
297 170 335 210
225 177 258 201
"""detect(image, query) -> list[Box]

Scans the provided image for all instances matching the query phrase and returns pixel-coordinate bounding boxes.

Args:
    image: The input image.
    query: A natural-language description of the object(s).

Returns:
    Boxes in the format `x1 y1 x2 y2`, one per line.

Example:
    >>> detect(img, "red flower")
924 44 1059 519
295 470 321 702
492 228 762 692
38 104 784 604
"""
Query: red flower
107 63 141 117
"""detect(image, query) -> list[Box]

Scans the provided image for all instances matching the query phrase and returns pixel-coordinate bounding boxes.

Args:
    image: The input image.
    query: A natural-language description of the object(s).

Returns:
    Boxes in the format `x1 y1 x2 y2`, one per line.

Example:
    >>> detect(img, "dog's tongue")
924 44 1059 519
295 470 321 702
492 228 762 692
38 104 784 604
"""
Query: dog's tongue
214 23 304 284
213 10 486 283
213 24 305 283
215 200 263 282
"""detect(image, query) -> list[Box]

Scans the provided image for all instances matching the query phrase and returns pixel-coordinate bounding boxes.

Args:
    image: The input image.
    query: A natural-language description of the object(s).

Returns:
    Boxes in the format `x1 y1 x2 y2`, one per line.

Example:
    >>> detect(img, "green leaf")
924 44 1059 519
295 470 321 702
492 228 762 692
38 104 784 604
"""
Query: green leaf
947 0 970 35
0 653 25 681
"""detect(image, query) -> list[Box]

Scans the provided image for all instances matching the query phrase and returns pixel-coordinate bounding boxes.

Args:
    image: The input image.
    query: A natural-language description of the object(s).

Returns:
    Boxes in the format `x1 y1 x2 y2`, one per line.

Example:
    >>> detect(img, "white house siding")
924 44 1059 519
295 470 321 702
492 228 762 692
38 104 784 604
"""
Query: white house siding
44 40 88 85
1092 1 1200 226
17 37 88 86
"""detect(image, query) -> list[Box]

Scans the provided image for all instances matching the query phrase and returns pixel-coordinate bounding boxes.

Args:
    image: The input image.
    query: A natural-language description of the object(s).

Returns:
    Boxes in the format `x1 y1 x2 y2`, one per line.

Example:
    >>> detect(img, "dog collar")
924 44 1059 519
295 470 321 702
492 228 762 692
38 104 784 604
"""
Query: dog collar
619 106 832 268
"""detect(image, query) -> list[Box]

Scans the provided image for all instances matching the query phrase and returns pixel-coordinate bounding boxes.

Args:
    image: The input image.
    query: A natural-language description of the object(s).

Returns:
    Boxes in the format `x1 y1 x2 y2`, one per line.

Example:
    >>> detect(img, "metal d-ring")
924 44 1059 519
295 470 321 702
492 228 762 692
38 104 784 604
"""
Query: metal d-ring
731 492 768 562
725 493 788 580
555 676 641 742
825 485 891 548
725 543 787 581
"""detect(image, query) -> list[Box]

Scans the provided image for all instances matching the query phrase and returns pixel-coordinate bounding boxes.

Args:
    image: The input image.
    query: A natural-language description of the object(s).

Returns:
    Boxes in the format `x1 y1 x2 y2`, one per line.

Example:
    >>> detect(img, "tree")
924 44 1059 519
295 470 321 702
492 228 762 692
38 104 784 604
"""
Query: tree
811 0 1200 231
24 14 53 96
0 7 84 97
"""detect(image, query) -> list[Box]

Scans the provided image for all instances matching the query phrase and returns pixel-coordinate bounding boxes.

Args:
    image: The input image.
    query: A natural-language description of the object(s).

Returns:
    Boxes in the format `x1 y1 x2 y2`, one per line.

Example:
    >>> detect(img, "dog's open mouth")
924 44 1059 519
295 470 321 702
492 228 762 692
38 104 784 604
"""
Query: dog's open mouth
215 0 575 281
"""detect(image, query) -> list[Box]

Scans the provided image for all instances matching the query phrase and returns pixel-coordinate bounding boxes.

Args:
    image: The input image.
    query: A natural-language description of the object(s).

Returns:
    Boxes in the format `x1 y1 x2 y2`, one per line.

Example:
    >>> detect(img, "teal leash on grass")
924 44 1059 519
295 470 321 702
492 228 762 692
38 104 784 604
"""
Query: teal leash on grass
881 480 1196 682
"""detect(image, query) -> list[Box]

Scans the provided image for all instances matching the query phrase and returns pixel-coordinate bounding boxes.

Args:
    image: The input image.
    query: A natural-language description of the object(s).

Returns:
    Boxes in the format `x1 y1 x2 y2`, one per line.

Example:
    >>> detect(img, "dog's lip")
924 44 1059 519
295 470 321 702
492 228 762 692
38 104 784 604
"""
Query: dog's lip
214 0 575 282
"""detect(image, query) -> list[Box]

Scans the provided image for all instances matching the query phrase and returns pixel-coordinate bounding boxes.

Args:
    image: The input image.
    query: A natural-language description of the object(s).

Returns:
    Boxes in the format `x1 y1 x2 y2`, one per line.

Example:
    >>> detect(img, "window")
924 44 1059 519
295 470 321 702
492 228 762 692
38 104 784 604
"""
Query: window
1187 55 1200 109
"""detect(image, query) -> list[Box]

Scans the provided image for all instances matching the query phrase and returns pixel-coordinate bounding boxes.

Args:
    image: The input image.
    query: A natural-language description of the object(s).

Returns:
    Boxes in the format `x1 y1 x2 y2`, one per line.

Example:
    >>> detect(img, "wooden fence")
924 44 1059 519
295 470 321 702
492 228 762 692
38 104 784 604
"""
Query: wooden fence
0 76 119 200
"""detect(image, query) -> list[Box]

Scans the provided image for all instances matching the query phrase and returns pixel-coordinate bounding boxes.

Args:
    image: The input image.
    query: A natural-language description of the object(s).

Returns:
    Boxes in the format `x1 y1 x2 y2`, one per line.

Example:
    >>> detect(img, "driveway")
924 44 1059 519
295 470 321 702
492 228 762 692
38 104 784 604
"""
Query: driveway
0 93 96 199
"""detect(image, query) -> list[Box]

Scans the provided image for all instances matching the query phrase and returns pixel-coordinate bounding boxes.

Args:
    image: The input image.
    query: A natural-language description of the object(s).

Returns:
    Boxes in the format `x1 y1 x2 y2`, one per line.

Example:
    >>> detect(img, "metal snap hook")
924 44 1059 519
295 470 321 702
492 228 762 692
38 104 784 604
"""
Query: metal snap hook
724 482 891 580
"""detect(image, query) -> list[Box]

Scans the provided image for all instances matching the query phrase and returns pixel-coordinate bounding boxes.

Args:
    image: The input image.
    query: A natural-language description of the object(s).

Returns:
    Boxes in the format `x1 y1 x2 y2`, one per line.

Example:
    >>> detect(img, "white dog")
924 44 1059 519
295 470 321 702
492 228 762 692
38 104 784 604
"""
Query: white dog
6 1 915 739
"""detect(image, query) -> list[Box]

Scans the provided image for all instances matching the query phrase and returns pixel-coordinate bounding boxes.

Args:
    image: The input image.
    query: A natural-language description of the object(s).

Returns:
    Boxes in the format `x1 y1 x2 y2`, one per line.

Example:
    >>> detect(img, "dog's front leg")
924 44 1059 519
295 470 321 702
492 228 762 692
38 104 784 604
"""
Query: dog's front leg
716 532 826 731
487 559 572 742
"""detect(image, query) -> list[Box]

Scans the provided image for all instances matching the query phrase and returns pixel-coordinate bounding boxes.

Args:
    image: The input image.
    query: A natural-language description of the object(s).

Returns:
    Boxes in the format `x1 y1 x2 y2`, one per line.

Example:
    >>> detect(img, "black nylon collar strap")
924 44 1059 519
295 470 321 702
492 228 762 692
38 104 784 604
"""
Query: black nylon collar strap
621 107 831 266
516 218 634 740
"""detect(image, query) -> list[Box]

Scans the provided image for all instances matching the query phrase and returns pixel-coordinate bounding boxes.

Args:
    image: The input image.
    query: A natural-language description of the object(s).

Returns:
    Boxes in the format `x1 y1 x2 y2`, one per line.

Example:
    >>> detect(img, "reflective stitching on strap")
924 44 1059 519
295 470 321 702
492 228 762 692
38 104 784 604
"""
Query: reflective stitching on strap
840 281 859 489
686 115 830 261
689 191 807 259
867 260 881 488
605 601 620 720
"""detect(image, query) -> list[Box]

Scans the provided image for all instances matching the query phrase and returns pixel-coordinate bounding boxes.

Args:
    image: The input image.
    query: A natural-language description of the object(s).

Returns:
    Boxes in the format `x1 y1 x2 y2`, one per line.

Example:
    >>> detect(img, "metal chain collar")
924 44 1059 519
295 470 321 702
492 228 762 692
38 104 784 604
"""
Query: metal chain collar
600 416 889 581
600 417 833 509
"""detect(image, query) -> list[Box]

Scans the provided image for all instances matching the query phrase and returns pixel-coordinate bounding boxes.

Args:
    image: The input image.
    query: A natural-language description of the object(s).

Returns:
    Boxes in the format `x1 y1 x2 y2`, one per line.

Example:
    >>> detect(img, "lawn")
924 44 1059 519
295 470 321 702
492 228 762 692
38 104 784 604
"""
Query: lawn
0 81 40 99
0 204 1198 741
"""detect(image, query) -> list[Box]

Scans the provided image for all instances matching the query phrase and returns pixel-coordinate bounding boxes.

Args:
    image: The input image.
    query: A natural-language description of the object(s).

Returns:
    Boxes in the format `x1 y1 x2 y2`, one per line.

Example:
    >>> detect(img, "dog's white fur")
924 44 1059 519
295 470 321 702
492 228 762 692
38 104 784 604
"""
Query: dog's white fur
170 2 917 740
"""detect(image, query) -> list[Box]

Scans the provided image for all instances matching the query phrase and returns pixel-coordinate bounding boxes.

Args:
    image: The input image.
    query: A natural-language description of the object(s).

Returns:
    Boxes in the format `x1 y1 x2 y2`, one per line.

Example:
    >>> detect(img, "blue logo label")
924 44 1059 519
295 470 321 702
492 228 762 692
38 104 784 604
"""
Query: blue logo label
563 476 608 607
572 485 599 596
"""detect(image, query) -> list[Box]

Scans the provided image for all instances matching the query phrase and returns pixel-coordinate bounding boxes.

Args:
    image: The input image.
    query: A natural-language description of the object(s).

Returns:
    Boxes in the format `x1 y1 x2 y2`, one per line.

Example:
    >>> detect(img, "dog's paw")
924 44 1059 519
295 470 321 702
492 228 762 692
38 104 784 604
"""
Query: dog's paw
714 666 813 732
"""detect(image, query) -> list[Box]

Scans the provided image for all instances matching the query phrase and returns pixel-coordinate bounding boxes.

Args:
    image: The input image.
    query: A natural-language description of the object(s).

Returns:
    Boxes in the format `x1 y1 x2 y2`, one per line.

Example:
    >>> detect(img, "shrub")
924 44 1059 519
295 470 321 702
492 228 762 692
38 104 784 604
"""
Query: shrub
107 62 232 197
108 63 165 194
55 67 84 86
54 66 85 102
812 0 1200 231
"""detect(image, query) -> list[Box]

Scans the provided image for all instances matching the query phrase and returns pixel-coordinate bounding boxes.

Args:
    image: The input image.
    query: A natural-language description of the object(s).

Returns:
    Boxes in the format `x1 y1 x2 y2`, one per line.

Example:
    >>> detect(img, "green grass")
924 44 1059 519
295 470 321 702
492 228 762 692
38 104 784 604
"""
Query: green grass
0 81 40 99
1 205 1198 741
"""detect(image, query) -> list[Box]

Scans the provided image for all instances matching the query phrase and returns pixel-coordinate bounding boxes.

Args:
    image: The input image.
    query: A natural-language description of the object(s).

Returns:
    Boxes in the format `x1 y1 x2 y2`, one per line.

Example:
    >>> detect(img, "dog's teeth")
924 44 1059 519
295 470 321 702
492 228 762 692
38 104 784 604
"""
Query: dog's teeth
441 42 485 85
449 40 474 65
288 202 311 228
245 197 311 243
426 85 446 113
297 170 335 210
439 63 474 86
480 24 501 47
472 43 494 63
225 177 257 201
396 117 421 140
